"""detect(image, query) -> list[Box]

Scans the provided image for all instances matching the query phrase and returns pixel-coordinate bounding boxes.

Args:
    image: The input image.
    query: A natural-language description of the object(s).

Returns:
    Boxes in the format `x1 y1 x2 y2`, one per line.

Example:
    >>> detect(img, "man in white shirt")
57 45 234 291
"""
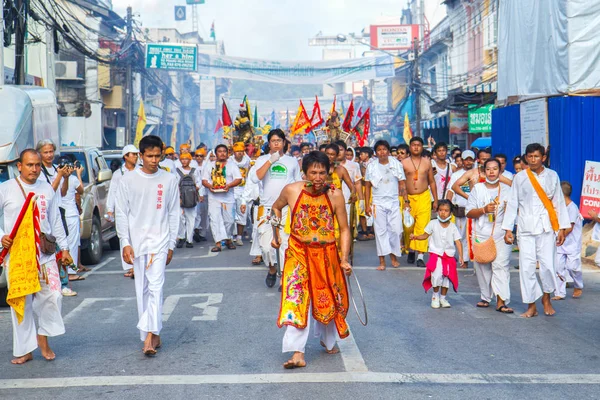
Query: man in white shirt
502 143 570 318
446 150 476 267
116 135 180 355
495 153 514 181
250 129 301 288
202 144 242 252
193 148 209 242
365 140 407 271
59 159 84 287
230 142 252 246
1 149 71 364
160 147 177 173
174 143 199 170
176 153 202 248
107 145 139 277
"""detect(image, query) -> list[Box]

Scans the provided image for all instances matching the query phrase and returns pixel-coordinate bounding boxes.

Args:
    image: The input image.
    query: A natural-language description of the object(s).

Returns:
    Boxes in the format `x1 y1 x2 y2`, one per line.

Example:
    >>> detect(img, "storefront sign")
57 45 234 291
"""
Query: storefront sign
468 104 493 133
450 111 468 135
581 160 600 218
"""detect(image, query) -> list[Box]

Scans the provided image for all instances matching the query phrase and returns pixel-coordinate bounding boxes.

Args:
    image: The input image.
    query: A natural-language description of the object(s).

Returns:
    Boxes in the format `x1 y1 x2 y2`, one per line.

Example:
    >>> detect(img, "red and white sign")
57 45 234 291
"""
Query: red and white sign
580 160 600 218
370 25 419 51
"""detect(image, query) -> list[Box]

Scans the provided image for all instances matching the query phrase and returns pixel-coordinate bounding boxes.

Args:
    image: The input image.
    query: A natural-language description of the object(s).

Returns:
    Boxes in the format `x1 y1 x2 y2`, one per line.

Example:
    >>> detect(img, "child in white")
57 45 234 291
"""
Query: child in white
553 182 583 299
412 201 463 309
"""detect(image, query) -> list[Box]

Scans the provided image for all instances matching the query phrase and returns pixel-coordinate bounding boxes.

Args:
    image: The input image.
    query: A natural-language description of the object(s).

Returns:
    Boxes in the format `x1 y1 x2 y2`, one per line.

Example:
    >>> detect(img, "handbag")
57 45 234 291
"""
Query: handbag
472 187 499 264
454 206 466 218
16 177 57 255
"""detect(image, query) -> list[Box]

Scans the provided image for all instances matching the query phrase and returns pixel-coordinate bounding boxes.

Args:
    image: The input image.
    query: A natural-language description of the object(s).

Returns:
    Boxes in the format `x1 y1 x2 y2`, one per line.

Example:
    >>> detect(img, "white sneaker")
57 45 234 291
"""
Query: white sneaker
440 298 451 308
235 238 244 246
431 298 440 309
62 287 77 297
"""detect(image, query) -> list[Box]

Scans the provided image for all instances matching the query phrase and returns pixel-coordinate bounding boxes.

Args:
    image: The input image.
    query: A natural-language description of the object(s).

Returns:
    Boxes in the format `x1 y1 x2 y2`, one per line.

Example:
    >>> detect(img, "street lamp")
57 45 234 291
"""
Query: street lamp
336 33 407 61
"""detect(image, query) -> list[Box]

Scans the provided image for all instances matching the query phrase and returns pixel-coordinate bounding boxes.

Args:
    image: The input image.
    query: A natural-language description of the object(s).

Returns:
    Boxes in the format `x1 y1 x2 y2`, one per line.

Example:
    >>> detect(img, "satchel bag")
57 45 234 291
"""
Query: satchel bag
16 177 57 255
472 187 499 264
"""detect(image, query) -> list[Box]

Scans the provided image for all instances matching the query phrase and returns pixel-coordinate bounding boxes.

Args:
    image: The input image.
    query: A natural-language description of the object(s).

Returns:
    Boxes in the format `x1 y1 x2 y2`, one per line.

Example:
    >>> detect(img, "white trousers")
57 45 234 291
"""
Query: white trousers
554 252 583 298
258 206 289 269
430 257 450 289
235 196 250 226
518 232 557 304
133 252 166 341
249 205 261 257
194 201 208 236
282 313 338 353
8 260 65 357
595 247 600 268
372 203 402 257
455 217 470 262
474 239 512 303
178 207 196 242
208 200 235 243
66 215 80 274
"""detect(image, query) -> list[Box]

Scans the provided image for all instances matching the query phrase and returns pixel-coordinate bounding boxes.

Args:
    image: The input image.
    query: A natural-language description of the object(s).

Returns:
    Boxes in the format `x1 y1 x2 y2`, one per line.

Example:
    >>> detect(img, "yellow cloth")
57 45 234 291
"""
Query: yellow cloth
179 153 192 160
133 100 147 148
7 198 41 324
278 190 349 338
408 189 432 253
165 147 175 155
233 142 245 152
195 148 206 156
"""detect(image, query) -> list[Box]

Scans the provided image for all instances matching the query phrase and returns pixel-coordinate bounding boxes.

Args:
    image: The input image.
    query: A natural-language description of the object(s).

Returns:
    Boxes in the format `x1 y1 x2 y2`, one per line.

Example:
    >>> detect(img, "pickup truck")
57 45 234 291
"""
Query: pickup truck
59 147 117 264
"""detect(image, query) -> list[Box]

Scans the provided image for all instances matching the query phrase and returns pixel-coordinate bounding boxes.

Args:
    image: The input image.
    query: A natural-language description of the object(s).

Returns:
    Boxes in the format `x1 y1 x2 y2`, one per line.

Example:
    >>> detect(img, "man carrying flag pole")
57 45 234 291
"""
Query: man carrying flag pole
0 149 71 364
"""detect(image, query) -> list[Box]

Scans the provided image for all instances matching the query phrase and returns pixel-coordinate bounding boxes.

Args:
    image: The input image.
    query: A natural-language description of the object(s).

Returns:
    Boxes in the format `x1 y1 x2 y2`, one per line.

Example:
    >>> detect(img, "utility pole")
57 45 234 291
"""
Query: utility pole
413 37 421 138
14 0 28 85
125 6 133 145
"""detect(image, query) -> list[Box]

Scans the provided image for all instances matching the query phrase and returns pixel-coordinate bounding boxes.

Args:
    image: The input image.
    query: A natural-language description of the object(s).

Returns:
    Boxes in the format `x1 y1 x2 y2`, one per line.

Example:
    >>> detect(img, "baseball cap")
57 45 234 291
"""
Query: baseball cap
122 144 139 157
461 150 475 160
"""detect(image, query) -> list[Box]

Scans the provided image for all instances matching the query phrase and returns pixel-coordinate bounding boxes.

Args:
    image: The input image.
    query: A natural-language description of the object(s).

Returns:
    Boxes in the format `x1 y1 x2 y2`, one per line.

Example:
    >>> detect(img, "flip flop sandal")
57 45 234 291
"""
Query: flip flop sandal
251 257 263 265
211 246 222 252
265 272 277 288
68 275 85 281
143 348 157 356
476 300 490 308
283 359 306 369
226 243 237 250
496 305 514 314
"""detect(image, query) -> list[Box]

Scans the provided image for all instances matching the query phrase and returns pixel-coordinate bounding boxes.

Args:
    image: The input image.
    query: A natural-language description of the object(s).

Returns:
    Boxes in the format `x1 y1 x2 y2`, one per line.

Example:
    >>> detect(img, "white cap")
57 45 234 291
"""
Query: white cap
122 145 139 157
461 150 475 160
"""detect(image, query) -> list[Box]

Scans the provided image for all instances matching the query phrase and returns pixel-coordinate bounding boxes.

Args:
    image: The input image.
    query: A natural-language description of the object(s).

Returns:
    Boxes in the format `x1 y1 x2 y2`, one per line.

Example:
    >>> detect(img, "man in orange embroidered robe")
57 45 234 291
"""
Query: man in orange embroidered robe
271 151 352 369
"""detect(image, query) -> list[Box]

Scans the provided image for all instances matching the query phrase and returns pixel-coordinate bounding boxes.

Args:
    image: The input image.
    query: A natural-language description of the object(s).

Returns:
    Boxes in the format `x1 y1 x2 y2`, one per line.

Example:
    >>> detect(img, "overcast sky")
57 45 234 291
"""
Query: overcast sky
112 0 446 60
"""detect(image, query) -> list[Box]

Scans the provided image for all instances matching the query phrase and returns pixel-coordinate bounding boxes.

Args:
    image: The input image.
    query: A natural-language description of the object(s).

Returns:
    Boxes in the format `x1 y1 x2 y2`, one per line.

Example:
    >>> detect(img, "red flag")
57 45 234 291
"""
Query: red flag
291 100 311 136
357 107 363 119
306 96 323 132
222 99 232 127
214 119 223 133
342 99 354 132
353 108 370 146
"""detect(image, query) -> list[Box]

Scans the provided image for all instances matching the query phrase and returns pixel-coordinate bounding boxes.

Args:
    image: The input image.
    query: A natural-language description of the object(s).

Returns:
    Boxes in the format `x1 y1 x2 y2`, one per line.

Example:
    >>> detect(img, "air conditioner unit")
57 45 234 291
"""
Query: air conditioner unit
55 61 79 80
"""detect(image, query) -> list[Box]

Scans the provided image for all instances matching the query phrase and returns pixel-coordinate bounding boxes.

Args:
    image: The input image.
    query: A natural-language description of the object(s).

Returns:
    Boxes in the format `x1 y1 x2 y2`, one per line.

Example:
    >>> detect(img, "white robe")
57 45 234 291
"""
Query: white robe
502 169 570 303
282 310 338 353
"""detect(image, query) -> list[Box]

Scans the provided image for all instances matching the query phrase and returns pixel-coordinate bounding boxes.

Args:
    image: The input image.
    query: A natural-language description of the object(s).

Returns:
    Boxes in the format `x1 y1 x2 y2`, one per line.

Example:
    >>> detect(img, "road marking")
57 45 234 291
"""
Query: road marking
81 257 116 279
162 293 223 322
63 297 135 324
172 249 219 260
338 329 368 372
5 372 600 389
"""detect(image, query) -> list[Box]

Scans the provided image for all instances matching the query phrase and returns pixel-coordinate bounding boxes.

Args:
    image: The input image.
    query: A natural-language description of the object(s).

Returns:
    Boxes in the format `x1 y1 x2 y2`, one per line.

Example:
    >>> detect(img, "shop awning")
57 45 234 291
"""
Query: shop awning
421 114 449 130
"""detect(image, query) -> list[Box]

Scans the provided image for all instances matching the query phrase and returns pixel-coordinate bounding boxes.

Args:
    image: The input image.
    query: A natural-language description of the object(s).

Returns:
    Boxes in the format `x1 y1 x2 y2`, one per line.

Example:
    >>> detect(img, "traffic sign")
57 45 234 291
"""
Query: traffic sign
174 6 186 21
145 43 198 72
186 0 205 4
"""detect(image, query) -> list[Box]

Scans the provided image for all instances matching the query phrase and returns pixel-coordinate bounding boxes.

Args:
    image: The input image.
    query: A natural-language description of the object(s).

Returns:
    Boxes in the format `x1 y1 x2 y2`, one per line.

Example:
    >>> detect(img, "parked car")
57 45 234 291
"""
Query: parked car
59 147 116 264
102 149 123 173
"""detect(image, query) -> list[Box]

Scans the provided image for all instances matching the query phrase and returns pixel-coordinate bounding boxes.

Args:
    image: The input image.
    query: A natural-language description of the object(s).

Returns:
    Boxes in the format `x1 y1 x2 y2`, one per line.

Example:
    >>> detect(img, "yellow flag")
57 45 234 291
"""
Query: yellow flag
7 198 41 324
133 100 147 148
170 118 177 149
403 113 413 144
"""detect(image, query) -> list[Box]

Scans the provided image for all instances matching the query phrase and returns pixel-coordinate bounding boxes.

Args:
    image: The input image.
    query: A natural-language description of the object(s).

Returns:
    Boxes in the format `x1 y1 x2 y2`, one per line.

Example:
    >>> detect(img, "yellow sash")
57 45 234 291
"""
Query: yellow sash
526 168 559 231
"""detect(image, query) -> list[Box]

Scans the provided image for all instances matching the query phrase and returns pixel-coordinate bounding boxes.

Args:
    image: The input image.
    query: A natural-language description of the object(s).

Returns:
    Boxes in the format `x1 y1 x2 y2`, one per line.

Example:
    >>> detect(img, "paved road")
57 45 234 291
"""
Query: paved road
2 238 600 399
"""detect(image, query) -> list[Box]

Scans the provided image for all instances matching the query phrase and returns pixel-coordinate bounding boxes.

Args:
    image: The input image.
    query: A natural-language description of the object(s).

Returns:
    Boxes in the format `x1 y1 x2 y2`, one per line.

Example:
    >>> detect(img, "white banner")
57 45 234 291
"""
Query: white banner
196 53 395 84
520 98 548 154
200 77 216 110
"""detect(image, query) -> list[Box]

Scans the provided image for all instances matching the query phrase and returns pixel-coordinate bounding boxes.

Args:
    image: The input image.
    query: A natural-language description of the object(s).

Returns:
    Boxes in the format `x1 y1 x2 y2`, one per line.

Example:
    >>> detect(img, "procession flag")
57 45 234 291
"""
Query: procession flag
342 99 355 132
254 104 259 128
133 100 147 148
188 125 195 149
353 108 370 146
214 118 223 134
241 95 252 126
290 100 311 136
6 193 41 324
285 108 290 131
222 98 232 127
330 94 336 115
170 118 177 148
270 109 277 128
307 95 323 132
403 112 413 144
